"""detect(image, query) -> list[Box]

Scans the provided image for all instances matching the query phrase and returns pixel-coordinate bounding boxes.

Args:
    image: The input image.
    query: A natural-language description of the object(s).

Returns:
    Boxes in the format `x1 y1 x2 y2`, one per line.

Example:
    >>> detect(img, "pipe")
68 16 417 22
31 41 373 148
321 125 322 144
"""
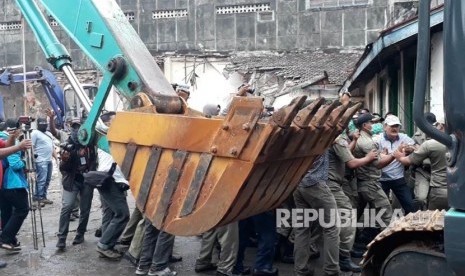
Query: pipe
413 0 452 148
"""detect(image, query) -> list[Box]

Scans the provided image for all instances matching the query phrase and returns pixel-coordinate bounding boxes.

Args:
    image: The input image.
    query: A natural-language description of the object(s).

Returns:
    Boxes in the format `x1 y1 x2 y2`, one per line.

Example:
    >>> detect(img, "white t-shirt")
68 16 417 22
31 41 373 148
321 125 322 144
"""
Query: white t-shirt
31 130 54 162
97 149 128 184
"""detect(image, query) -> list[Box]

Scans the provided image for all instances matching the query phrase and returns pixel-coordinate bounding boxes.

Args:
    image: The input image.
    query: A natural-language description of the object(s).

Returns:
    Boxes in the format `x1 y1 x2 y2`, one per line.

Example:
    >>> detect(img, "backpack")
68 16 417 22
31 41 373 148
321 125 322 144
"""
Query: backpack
83 162 117 189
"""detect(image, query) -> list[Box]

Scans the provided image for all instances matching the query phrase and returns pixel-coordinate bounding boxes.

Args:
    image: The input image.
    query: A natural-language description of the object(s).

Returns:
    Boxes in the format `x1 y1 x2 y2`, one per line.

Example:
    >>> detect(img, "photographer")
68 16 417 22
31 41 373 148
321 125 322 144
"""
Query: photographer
94 111 130 260
0 118 32 256
56 117 97 250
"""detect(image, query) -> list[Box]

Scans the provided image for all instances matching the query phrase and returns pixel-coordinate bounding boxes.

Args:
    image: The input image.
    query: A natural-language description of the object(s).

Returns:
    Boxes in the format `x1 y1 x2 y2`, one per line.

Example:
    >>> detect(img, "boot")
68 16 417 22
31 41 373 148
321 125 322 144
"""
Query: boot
339 254 362 272
56 238 66 250
72 233 84 245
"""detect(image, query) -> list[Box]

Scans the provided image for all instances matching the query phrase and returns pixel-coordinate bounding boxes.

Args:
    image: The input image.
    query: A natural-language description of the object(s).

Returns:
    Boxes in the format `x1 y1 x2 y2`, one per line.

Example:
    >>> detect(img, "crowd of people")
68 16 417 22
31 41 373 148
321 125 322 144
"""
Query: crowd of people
0 86 449 276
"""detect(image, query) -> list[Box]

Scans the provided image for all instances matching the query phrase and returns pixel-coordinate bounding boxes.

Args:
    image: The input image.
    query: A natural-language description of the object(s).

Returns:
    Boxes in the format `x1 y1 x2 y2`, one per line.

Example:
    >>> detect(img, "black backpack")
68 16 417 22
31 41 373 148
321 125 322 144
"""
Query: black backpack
83 162 117 189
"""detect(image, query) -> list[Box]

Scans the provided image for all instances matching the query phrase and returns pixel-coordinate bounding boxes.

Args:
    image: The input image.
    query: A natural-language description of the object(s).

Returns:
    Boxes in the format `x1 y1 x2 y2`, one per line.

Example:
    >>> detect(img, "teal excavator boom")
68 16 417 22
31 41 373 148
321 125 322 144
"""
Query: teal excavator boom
15 0 182 146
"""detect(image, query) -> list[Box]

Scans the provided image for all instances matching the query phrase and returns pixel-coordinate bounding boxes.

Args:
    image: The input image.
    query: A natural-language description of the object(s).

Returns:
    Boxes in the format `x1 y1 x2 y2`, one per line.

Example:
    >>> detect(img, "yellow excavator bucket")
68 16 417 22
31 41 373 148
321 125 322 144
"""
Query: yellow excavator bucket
107 96 360 236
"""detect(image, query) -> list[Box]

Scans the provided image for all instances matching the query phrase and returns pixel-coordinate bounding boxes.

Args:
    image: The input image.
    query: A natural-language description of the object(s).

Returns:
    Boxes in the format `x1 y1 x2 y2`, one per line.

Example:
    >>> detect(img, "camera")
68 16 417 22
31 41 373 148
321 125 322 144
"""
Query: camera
18 116 34 125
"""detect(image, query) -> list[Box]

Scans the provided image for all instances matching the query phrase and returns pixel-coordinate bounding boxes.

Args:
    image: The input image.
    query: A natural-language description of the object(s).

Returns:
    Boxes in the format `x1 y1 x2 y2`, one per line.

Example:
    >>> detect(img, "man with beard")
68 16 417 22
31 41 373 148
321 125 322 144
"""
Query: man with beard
55 117 97 249
31 117 54 206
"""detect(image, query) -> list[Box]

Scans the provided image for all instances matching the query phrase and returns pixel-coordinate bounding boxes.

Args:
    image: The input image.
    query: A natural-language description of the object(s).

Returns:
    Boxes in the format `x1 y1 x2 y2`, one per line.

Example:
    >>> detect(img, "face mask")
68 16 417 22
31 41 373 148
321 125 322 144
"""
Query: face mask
70 128 79 143
38 125 47 132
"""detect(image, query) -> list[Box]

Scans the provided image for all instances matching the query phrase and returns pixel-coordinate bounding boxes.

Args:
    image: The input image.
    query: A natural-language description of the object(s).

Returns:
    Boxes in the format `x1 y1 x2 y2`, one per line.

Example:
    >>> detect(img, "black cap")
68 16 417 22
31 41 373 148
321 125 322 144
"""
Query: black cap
425 112 437 125
37 117 48 125
355 113 374 127
5 118 19 130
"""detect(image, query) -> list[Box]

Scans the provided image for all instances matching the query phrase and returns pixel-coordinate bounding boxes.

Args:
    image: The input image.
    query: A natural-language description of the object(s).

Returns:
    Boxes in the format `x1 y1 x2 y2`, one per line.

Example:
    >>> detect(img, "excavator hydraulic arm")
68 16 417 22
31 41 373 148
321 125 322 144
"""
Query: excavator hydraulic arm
16 0 359 235
0 66 66 126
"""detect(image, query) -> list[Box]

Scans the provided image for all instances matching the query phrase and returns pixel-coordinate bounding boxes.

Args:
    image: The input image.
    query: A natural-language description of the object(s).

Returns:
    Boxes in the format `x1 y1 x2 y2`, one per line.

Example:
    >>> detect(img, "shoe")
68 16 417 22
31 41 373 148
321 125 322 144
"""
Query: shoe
56 238 66 250
0 243 21 252
195 263 217 273
350 248 366 258
169 255 182 263
96 247 122 260
72 234 84 245
123 252 139 267
339 254 361 272
136 265 150 275
12 239 20 249
95 228 102 238
148 267 177 276
0 260 6 268
70 212 79 221
41 198 53 205
117 239 131 246
32 200 45 209
252 268 278 276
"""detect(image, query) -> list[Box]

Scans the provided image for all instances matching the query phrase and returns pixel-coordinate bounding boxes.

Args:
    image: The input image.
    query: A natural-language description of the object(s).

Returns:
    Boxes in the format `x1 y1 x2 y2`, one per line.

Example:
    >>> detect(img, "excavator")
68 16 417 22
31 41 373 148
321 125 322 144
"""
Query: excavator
14 0 358 237
0 66 65 126
360 0 464 275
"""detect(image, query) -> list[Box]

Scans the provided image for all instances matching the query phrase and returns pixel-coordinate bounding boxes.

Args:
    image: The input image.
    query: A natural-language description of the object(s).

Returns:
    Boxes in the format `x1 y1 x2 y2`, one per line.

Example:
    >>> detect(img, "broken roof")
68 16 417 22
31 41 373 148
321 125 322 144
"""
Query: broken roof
225 49 364 86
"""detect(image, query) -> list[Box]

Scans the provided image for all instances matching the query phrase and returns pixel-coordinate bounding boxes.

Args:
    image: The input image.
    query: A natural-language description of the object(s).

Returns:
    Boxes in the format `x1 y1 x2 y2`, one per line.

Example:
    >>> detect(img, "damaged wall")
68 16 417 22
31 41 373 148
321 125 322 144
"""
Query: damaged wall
0 0 395 71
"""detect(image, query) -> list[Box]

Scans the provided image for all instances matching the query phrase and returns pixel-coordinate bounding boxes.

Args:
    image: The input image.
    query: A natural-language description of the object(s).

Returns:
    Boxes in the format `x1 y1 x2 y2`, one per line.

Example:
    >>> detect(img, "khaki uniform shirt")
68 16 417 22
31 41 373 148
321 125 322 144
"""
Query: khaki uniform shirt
328 134 355 184
353 131 381 182
413 130 427 145
409 139 447 188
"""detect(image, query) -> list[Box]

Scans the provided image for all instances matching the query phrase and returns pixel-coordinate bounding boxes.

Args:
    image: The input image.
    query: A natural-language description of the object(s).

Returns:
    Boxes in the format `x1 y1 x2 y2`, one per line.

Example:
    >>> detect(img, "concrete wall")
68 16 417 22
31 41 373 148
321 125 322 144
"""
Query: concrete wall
430 31 443 117
0 0 393 70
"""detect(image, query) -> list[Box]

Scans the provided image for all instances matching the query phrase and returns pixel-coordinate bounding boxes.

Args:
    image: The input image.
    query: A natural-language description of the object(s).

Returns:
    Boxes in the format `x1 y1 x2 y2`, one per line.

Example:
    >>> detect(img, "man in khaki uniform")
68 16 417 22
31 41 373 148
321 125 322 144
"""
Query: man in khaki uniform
328 132 377 272
394 115 448 210
353 113 394 226
411 112 437 210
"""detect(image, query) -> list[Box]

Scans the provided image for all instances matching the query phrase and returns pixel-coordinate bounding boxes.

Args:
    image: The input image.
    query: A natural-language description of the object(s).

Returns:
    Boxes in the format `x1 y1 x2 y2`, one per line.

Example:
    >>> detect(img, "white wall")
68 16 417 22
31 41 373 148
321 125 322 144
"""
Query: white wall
430 32 444 117
164 57 239 112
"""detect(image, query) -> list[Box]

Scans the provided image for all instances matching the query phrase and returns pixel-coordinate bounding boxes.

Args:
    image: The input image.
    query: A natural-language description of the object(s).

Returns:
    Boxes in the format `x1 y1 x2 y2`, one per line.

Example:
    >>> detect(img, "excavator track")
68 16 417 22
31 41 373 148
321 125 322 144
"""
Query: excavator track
108 96 360 236
361 210 451 276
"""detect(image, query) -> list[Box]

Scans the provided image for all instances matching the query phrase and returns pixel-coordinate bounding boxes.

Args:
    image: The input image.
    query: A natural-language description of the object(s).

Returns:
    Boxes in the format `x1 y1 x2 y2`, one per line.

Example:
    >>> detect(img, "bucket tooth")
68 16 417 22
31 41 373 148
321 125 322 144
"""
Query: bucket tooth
293 97 325 128
338 102 362 129
260 97 321 159
271 96 307 128
311 100 340 128
313 102 351 154
280 98 326 158
293 101 339 157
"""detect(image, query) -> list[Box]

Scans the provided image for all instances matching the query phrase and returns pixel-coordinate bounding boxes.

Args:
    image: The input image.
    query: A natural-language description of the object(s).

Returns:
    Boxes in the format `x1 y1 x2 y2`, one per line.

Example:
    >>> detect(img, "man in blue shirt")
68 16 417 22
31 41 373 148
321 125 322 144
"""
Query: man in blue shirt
377 115 416 214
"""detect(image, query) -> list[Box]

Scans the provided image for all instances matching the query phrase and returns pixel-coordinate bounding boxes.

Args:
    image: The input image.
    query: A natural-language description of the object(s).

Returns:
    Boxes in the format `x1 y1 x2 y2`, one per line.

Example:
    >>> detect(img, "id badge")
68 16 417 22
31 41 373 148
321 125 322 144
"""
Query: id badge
80 157 87 165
